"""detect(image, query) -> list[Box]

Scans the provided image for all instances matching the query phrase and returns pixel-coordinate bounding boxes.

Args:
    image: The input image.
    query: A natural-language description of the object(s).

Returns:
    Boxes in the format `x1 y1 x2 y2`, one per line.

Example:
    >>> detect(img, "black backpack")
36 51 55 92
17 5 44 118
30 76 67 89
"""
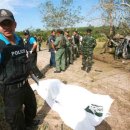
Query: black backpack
1 44 30 85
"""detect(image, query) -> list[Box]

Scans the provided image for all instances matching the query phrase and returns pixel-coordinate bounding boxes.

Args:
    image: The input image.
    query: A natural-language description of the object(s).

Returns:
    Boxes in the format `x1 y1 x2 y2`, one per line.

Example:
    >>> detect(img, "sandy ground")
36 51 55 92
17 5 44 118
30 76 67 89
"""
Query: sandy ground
28 48 130 130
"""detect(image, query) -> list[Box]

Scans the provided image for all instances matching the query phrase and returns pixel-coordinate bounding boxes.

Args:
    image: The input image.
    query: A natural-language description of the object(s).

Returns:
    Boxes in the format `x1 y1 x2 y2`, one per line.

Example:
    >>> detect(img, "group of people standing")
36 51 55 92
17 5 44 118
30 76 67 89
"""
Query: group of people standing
0 8 96 130
23 29 44 79
47 28 96 73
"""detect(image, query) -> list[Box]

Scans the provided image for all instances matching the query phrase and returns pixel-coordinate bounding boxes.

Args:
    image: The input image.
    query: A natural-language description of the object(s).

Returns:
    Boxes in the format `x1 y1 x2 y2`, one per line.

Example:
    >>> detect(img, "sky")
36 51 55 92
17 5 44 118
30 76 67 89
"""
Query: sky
0 0 102 31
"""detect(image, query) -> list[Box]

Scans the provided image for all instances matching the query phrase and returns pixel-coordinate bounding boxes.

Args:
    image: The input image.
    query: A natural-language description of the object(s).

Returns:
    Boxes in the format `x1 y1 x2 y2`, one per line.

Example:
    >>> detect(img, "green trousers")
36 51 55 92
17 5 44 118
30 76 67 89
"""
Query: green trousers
82 53 93 69
55 48 65 71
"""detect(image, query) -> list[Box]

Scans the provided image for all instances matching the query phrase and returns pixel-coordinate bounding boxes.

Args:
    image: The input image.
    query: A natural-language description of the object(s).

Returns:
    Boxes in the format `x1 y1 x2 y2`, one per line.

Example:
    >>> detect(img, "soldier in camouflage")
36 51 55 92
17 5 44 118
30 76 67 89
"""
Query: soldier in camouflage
81 28 96 72
64 30 73 67
54 29 66 73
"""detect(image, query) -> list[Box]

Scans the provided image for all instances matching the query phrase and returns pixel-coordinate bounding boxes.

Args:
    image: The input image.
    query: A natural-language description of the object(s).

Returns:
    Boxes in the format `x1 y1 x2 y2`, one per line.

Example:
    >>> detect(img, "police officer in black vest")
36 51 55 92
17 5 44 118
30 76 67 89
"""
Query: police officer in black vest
23 30 44 79
0 9 38 130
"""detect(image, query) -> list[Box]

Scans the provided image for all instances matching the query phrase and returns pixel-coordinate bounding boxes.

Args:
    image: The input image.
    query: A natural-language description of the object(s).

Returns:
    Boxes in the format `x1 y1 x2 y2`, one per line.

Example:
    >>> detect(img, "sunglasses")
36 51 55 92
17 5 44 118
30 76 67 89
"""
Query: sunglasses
0 20 14 26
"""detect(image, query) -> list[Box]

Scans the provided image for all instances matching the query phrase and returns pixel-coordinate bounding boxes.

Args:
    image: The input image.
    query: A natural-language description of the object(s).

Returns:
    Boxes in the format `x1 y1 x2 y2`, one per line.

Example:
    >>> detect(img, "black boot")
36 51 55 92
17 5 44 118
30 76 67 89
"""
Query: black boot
81 66 85 70
86 67 91 73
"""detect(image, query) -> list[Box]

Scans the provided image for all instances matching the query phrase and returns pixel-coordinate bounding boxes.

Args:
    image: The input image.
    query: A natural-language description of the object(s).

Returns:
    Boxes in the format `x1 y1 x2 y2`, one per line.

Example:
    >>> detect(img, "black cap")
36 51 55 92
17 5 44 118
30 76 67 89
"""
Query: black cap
23 30 30 35
0 9 15 23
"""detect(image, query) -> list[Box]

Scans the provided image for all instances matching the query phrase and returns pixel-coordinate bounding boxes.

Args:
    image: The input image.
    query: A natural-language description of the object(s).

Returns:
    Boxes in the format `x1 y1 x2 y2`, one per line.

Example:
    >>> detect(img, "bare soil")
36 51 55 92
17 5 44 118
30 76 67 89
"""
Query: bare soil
29 47 130 130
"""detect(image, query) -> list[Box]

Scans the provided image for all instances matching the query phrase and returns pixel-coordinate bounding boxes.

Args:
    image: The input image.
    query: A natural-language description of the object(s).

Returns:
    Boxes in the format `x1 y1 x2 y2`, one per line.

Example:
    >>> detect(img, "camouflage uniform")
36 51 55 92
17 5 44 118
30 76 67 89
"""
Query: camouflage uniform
68 37 73 64
64 34 73 66
54 34 66 72
82 35 96 72
65 36 70 67
72 32 80 59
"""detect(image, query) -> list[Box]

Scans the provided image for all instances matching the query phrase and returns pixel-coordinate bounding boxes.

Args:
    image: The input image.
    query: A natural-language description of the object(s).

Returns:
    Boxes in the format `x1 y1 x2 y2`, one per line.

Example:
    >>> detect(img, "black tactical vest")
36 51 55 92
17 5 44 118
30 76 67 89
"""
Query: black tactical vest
0 42 30 85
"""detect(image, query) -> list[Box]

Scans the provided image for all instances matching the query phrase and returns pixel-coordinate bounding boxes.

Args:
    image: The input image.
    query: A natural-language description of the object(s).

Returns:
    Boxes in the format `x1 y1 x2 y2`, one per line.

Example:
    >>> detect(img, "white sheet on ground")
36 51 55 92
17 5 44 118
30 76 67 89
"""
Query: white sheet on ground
31 79 113 130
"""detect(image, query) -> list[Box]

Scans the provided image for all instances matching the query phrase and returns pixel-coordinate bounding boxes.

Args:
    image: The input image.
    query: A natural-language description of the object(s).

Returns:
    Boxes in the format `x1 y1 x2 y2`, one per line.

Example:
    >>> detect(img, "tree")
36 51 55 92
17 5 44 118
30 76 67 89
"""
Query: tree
121 0 130 7
119 0 130 27
100 0 115 37
61 0 73 5
40 0 83 29
62 0 130 27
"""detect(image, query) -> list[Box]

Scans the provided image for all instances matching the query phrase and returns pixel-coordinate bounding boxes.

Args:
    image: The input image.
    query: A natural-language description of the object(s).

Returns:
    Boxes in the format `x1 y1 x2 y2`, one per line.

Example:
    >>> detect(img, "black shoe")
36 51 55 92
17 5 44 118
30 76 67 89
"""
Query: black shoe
81 67 85 70
86 67 91 73
50 65 56 68
54 70 61 73
69 62 73 64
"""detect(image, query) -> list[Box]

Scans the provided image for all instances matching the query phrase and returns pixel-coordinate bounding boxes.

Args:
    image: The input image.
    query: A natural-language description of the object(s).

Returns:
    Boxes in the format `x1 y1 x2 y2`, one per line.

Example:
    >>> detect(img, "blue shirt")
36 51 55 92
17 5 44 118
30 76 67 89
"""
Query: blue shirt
28 37 36 45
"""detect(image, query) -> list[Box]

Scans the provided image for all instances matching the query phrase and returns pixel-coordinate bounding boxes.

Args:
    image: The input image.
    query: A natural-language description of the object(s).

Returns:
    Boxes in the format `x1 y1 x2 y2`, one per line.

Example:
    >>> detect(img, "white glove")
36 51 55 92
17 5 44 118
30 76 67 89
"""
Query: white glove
29 50 33 54
54 50 56 53
51 40 54 42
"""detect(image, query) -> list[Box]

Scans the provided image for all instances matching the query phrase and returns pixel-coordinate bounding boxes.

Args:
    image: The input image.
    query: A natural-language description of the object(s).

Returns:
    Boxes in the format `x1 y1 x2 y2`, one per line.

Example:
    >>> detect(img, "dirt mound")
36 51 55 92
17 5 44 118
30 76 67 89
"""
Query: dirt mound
94 49 130 71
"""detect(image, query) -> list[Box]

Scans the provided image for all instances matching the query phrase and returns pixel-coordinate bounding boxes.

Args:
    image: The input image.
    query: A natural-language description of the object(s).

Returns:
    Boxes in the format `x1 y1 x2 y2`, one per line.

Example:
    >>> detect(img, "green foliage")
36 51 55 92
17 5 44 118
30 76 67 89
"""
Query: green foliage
40 0 84 29
16 25 130 44
61 0 73 5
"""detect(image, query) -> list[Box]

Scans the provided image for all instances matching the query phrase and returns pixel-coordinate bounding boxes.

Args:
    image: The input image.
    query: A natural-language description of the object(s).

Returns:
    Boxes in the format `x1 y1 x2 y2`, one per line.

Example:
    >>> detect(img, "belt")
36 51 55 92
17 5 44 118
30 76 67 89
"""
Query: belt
6 80 26 89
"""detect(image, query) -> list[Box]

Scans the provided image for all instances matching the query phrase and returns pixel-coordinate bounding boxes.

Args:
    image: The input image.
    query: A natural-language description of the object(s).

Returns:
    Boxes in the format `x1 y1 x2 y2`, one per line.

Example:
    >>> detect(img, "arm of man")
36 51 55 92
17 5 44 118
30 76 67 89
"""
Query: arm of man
92 38 97 48
72 35 75 44
54 37 59 46
50 40 55 50
31 43 37 52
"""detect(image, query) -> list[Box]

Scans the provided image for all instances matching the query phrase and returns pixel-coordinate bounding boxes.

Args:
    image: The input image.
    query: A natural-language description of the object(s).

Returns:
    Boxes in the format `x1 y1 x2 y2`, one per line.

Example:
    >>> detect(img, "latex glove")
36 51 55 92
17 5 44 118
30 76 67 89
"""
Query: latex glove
51 40 54 42
29 50 33 54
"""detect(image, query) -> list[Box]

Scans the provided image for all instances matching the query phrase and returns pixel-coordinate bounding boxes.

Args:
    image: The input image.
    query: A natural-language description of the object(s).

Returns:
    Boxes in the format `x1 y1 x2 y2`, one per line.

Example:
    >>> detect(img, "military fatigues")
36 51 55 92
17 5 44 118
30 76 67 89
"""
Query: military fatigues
37 36 42 51
0 33 37 130
72 34 80 59
54 34 66 71
82 35 96 72
65 36 71 67
68 38 74 64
